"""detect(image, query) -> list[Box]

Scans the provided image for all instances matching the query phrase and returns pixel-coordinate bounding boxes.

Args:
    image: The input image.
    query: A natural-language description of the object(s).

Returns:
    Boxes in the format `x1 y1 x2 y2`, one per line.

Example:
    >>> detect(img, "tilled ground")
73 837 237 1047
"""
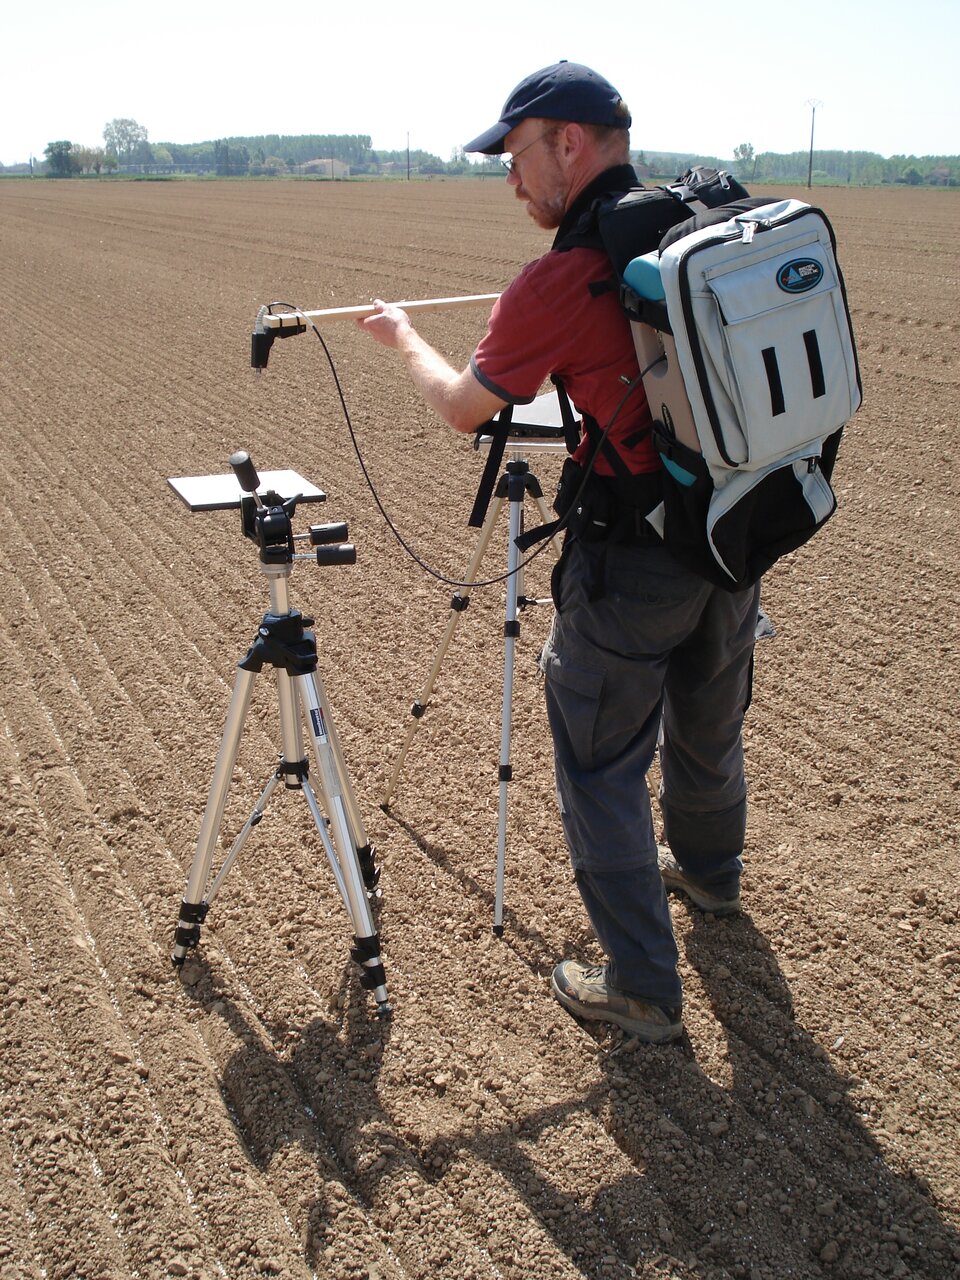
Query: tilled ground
0 177 958 1280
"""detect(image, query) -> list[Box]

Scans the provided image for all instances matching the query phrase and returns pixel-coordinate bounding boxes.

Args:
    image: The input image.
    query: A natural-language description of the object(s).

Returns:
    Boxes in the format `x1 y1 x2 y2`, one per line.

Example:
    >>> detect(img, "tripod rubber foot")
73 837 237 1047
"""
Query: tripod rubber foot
492 924 504 938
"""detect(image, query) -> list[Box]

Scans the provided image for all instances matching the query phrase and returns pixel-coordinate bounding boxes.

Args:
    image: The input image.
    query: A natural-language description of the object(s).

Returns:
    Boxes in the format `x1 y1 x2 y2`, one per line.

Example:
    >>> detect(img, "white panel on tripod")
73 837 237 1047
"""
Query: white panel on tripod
497 388 564 432
478 388 568 453
168 470 326 512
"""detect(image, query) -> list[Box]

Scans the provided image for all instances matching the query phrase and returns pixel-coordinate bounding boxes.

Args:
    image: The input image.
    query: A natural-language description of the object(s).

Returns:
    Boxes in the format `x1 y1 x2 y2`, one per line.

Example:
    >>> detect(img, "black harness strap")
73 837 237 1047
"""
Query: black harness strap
551 373 582 454
468 404 513 529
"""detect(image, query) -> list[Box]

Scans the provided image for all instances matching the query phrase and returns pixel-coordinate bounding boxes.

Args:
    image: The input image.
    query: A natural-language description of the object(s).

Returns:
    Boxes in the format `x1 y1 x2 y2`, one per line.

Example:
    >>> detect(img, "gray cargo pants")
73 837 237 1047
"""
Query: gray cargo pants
539 536 761 1008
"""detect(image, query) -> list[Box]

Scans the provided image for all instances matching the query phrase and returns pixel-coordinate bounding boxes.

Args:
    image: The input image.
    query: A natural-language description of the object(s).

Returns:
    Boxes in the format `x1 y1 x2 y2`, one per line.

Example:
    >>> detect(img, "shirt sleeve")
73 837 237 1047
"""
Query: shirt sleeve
470 260 565 405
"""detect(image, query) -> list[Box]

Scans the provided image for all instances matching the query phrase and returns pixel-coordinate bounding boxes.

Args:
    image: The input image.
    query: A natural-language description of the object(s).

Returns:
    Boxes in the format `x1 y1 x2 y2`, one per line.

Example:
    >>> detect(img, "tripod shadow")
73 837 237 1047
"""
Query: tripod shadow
178 903 959 1280
383 810 601 974
183 949 656 1278
178 951 404 1271
384 811 531 934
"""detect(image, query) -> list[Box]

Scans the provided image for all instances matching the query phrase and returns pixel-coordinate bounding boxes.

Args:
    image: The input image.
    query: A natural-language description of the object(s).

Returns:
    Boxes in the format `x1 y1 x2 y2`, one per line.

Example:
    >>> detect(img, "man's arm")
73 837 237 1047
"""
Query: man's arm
358 300 507 433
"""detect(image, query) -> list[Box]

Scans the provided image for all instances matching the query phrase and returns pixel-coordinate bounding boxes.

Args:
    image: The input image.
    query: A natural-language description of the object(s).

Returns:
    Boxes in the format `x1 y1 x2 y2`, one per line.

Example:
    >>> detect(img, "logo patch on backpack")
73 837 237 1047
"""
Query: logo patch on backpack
776 258 824 293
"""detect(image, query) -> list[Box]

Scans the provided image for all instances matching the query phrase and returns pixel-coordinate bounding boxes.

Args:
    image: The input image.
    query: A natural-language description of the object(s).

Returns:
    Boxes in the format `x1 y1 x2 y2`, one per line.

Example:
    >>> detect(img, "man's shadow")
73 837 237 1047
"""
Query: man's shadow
595 903 960 1277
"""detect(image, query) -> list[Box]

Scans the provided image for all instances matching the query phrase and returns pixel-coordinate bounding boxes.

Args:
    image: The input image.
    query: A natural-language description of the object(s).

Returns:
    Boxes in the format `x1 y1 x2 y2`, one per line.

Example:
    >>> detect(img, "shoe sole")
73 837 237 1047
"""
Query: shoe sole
550 975 682 1043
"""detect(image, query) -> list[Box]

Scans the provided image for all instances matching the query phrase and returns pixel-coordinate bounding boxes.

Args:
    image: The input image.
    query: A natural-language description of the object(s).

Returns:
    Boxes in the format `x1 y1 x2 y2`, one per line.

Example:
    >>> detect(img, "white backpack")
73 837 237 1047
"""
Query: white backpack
621 197 862 588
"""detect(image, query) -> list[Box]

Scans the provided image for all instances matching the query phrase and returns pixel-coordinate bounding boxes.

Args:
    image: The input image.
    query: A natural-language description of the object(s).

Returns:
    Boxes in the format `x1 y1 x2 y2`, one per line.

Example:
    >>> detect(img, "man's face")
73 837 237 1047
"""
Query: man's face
502 120 569 230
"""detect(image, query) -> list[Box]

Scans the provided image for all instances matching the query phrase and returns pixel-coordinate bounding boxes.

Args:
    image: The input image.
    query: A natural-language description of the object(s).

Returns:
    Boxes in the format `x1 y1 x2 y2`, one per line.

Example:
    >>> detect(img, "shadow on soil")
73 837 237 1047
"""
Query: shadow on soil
182 904 959 1280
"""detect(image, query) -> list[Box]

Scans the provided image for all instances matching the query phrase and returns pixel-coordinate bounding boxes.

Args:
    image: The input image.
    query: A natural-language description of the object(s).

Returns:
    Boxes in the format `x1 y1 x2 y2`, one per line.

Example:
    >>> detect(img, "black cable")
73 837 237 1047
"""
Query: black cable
262 302 648 590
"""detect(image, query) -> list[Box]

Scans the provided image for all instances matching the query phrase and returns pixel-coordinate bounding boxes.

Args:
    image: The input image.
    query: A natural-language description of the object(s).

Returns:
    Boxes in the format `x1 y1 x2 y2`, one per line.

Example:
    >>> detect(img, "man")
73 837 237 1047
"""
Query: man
359 62 760 1044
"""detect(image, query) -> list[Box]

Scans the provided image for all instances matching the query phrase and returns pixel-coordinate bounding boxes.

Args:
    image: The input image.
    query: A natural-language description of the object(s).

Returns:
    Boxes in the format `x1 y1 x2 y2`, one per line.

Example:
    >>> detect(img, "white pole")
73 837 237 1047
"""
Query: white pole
261 293 500 330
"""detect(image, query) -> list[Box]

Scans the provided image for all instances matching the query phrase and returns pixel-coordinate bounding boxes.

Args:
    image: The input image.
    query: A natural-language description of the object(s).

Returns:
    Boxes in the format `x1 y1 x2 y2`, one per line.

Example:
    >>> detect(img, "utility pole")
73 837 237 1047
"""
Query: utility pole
806 99 823 189
406 132 410 181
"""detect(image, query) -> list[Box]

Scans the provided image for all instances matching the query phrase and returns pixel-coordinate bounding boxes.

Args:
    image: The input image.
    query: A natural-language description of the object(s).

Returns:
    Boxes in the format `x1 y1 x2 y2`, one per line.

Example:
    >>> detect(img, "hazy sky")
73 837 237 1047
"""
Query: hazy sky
3 0 957 166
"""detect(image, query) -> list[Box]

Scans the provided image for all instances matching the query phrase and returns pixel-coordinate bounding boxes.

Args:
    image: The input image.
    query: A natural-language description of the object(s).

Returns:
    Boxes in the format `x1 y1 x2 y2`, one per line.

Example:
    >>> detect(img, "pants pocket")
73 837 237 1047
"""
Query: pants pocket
541 640 605 774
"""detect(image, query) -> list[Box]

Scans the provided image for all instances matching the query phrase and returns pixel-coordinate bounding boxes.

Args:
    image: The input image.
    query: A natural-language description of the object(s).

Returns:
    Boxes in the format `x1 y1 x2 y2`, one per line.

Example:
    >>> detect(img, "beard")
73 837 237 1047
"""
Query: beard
516 184 567 230
515 149 569 229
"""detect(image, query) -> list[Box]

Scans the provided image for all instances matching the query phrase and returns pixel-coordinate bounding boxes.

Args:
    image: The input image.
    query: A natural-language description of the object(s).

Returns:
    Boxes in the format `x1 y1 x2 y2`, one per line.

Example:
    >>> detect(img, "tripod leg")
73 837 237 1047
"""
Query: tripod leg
493 488 524 936
172 667 256 964
382 493 507 807
533 492 565 560
203 769 284 904
310 675 378 889
279 663 377 891
274 666 375 908
296 670 391 1017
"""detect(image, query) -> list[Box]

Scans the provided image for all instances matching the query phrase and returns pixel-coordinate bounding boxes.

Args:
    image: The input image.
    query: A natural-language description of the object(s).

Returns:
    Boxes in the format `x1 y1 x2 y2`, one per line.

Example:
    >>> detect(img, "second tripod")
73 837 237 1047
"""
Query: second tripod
383 428 564 934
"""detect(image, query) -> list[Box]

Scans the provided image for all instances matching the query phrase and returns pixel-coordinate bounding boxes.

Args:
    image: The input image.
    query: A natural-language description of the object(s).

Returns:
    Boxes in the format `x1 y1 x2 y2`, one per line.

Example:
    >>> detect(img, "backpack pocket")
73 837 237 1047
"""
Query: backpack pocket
706 450 837 588
652 425 725 583
654 423 838 590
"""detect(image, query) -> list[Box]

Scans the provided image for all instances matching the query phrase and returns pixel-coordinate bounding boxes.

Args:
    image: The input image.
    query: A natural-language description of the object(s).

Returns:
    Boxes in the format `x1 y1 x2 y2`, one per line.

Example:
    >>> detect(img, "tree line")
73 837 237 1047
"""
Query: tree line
639 146 960 187
9 118 960 187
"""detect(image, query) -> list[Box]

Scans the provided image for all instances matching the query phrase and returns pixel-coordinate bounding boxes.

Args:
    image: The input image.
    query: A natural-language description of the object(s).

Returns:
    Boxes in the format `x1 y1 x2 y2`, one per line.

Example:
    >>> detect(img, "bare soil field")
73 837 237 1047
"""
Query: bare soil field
0 176 958 1280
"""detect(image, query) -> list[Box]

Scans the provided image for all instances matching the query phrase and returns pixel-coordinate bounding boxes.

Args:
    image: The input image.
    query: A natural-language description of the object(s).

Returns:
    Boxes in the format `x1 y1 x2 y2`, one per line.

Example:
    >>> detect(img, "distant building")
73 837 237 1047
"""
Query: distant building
302 158 351 178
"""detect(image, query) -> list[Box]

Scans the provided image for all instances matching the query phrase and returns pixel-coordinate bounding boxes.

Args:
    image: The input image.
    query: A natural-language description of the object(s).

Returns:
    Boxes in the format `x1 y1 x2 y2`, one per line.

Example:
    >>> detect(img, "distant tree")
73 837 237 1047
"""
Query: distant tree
131 138 155 166
733 142 755 169
72 144 106 174
213 139 250 175
103 118 148 166
44 140 79 177
902 165 923 186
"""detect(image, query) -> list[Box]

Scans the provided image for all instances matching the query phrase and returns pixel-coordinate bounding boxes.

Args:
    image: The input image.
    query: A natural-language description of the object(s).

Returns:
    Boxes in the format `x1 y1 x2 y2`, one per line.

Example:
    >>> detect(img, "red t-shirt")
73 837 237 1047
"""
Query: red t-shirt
470 246 658 475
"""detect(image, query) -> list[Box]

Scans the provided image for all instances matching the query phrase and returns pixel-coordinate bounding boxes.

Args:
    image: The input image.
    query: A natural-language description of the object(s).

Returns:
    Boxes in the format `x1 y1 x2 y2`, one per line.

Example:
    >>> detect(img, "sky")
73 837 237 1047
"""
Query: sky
2 0 958 167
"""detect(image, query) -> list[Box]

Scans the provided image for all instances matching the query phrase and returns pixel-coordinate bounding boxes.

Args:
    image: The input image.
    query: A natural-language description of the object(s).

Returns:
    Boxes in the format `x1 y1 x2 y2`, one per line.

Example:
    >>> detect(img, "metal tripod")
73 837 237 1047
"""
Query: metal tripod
170 459 390 1017
382 438 564 934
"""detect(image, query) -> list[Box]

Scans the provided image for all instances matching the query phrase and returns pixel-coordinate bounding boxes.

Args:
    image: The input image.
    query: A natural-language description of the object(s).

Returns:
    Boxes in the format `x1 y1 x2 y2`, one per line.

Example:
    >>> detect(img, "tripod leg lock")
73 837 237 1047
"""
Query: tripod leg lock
356 843 381 893
351 934 387 991
173 900 209 956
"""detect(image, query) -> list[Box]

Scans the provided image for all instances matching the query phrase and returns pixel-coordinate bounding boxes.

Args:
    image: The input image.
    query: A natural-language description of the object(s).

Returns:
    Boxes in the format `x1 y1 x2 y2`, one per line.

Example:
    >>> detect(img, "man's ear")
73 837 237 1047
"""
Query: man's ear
556 121 586 165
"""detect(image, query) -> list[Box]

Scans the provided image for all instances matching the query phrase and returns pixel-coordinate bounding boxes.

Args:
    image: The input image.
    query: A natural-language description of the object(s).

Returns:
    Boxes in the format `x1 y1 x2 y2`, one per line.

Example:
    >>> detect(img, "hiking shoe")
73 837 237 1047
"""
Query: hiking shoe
658 847 741 915
551 961 682 1043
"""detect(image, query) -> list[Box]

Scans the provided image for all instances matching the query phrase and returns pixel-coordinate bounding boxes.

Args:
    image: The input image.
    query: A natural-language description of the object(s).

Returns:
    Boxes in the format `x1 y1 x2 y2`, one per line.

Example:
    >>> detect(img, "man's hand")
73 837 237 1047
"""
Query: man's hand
356 299 412 349
355 298 507 433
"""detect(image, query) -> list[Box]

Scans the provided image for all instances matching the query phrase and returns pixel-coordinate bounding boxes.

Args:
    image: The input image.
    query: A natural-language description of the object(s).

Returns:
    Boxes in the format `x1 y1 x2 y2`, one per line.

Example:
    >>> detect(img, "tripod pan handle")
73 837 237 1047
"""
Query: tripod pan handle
229 451 261 493
315 544 356 566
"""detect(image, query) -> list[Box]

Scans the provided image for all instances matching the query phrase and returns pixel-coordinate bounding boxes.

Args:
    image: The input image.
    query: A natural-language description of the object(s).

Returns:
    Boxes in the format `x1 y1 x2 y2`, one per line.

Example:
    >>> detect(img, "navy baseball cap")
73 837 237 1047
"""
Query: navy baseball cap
464 61 631 155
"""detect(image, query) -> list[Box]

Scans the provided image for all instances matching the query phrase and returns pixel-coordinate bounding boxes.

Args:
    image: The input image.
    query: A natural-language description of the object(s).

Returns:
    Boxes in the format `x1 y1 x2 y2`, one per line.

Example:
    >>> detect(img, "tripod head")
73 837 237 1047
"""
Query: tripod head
168 452 356 571
231 451 302 566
